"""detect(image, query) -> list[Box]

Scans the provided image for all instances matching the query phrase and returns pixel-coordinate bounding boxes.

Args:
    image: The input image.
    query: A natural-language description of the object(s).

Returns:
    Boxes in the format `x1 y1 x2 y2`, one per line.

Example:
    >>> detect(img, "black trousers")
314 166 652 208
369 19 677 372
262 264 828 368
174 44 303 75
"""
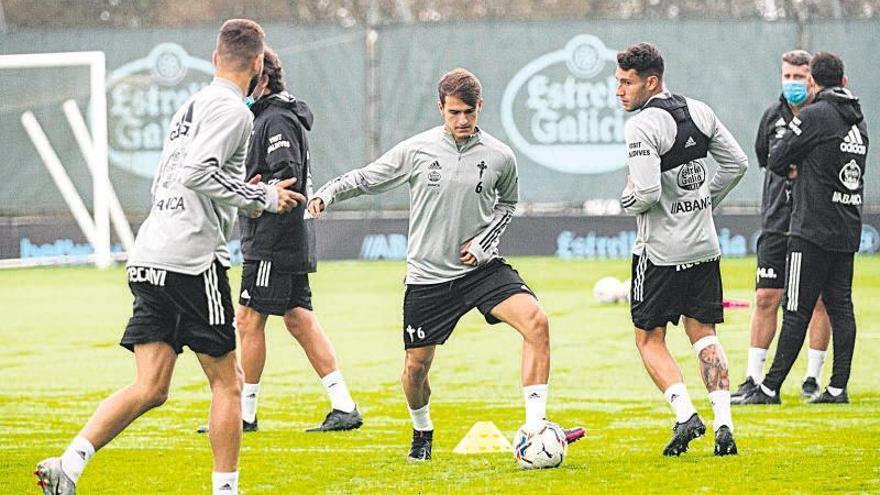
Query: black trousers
763 237 857 392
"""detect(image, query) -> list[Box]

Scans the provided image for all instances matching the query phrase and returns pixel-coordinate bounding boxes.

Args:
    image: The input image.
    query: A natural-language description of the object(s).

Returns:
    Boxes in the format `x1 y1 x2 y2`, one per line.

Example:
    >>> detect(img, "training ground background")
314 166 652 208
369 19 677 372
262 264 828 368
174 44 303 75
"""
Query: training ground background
1 257 878 494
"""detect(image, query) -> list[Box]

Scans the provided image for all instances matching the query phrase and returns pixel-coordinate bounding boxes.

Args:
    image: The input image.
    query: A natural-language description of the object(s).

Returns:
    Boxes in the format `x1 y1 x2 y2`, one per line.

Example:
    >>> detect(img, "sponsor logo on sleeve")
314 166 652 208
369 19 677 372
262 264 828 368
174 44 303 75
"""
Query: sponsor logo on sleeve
267 133 291 154
840 125 866 155
788 117 802 136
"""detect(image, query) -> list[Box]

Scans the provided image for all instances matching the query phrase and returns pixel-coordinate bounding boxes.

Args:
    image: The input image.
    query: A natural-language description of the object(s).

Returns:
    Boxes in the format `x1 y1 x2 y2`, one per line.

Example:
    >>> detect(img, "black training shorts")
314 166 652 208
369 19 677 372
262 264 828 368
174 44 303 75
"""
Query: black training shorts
755 232 787 290
402 259 535 349
239 259 313 316
122 261 235 357
630 253 724 330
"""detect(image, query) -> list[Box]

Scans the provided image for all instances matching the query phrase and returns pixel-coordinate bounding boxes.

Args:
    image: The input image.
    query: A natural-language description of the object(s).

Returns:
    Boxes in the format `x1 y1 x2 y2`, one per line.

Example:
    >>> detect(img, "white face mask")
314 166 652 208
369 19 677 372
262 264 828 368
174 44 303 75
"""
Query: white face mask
244 58 265 108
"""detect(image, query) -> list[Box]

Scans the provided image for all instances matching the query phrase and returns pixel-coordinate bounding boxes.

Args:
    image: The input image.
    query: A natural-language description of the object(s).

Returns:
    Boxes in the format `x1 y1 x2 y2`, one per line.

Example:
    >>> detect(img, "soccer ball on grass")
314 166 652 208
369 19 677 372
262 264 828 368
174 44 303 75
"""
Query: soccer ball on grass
513 421 568 469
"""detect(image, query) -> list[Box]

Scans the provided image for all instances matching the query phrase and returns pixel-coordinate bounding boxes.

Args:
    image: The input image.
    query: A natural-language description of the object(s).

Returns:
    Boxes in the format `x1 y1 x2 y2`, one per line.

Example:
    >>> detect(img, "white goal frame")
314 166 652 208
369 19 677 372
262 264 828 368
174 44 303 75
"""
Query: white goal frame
0 51 117 269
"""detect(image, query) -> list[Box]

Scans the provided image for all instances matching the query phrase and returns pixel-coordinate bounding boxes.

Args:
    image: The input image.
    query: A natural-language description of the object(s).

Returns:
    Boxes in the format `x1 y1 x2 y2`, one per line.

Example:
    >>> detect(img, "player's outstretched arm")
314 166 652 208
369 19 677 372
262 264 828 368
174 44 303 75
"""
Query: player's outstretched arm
310 142 413 216
179 104 304 215
707 115 749 207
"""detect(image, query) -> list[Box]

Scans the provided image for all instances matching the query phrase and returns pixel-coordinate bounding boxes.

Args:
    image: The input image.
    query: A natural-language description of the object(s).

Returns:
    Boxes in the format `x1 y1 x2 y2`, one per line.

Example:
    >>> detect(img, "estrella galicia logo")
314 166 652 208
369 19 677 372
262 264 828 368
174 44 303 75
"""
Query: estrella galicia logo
501 35 628 175
106 43 214 178
677 162 706 190
839 159 861 191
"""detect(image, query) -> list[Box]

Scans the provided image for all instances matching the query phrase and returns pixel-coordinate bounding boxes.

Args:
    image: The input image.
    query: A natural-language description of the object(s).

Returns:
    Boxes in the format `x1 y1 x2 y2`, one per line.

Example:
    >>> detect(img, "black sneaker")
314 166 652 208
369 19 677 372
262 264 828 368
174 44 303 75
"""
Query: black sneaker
713 426 738 456
801 377 820 399
196 417 259 434
808 388 850 404
730 377 758 403
738 385 781 405
407 429 433 462
243 417 258 432
662 413 706 457
305 407 363 432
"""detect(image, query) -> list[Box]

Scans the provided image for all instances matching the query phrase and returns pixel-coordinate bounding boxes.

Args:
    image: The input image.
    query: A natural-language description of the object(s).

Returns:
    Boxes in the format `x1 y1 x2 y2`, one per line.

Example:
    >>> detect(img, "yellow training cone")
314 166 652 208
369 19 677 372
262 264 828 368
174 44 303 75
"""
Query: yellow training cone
452 421 512 454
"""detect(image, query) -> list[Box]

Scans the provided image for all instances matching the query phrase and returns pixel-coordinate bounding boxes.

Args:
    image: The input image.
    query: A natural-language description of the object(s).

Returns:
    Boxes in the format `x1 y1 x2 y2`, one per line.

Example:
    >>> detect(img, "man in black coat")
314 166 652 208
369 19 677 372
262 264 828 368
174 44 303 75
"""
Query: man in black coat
741 52 868 405
236 47 363 431
731 50 831 404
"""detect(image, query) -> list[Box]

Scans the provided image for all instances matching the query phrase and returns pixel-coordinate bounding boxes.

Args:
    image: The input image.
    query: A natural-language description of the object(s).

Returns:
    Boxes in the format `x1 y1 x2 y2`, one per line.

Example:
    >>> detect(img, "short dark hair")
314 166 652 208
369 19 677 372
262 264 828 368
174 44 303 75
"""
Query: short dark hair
617 43 664 79
782 49 812 66
262 47 286 94
810 52 845 88
438 68 482 107
217 19 265 71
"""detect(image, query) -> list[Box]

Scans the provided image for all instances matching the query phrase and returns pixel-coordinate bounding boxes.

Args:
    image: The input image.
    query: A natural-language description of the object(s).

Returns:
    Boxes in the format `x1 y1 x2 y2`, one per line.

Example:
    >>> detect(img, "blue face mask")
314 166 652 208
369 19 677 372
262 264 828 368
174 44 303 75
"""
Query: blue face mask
244 96 256 108
783 80 809 106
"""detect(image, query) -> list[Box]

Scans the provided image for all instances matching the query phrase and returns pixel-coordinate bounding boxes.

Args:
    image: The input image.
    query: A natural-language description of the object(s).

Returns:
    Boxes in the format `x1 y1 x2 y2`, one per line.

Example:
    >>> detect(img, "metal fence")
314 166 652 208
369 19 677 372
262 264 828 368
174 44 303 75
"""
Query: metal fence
1 19 878 215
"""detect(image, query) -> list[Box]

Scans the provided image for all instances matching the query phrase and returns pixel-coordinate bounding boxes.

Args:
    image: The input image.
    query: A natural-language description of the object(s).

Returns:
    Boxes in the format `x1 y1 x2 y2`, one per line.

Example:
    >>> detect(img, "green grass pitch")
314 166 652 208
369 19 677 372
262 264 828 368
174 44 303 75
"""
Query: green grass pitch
1 257 879 494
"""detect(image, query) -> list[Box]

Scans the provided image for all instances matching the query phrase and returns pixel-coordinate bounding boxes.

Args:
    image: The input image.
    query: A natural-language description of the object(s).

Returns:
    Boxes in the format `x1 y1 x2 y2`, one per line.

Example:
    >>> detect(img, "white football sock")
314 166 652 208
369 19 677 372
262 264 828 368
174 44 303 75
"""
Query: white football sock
708 390 733 432
747 347 768 382
408 404 433 432
664 383 698 424
321 370 356 413
827 386 844 397
805 348 827 382
59 435 95 483
241 383 260 423
523 384 548 428
212 471 238 495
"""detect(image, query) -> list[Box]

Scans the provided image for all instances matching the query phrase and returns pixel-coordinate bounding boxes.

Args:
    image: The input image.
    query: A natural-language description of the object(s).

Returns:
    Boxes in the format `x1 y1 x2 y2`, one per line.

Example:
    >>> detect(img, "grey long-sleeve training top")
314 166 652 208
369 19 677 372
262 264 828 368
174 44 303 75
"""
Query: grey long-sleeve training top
315 126 518 284
620 91 749 266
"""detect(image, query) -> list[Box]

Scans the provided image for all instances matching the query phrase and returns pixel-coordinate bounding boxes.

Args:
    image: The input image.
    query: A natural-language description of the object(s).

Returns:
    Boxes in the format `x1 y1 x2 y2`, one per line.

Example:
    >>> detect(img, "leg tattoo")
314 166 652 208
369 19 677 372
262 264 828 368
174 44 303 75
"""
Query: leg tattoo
699 345 730 392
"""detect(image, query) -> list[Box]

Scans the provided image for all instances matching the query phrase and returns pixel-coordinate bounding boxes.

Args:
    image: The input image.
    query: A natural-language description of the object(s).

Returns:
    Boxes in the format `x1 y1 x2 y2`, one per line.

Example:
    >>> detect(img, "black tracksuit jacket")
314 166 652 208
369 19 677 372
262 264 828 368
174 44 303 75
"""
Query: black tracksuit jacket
239 92 317 272
768 87 869 253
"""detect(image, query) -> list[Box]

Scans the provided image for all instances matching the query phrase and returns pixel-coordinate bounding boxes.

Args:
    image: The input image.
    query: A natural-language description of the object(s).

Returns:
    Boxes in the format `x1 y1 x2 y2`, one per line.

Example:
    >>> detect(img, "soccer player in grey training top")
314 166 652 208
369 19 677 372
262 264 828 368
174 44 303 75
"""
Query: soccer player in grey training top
616 43 748 457
34 20 303 495
308 68 584 462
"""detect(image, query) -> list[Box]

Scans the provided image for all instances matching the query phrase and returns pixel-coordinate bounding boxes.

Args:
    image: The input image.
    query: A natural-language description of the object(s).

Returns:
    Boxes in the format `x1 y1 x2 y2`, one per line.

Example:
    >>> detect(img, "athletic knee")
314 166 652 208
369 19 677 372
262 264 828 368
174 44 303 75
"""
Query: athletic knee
521 308 550 347
236 306 264 337
212 374 242 401
208 365 243 399
283 310 316 338
402 357 430 383
134 383 170 409
634 330 662 351
755 290 782 312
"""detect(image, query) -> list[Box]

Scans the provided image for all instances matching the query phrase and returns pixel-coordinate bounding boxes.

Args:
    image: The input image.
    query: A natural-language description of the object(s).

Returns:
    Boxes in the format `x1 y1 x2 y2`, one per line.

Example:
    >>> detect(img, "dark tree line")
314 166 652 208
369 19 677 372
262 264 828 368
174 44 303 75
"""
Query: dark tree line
3 0 878 30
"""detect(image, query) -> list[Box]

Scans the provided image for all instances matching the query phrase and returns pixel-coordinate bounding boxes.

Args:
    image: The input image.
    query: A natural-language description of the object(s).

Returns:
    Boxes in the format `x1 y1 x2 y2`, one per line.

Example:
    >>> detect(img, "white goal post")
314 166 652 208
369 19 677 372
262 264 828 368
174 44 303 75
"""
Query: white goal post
0 51 118 269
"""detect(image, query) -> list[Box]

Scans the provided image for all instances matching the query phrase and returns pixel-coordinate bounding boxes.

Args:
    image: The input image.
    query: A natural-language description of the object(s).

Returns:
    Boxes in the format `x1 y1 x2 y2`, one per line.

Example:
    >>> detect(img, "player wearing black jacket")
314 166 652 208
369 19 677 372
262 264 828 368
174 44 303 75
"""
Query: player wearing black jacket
234 48 363 432
741 52 868 405
732 51 831 404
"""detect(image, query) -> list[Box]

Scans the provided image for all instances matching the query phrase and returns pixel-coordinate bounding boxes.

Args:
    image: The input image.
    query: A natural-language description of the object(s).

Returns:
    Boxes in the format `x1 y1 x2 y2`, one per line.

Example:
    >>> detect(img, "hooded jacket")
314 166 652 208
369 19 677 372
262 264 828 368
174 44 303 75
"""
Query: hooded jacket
755 94 796 234
769 87 869 253
239 92 317 272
